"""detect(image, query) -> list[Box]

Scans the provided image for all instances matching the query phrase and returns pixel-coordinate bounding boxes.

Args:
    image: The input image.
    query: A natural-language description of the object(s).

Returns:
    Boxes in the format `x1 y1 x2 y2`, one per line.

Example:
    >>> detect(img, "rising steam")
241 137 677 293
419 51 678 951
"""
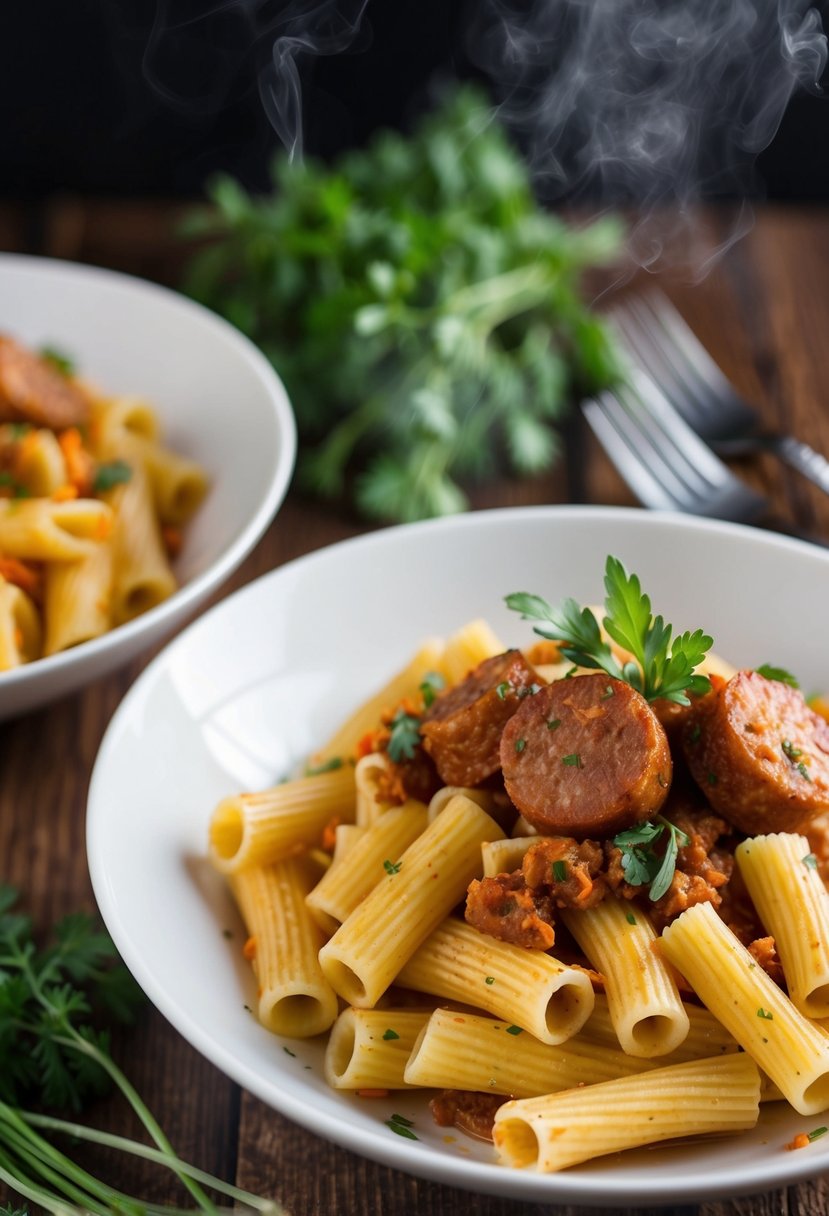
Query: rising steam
141 0 371 162
258 0 371 161
466 0 827 270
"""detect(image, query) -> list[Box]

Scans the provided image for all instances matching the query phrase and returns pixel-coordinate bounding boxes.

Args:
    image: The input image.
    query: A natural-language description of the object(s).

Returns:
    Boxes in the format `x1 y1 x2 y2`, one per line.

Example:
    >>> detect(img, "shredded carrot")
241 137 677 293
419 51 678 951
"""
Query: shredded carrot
94 514 113 541
356 1089 389 1099
321 816 341 853
0 556 42 601
162 525 183 558
786 1133 810 1151
58 427 94 494
574 867 594 904
51 483 78 502
242 935 257 961
355 729 385 759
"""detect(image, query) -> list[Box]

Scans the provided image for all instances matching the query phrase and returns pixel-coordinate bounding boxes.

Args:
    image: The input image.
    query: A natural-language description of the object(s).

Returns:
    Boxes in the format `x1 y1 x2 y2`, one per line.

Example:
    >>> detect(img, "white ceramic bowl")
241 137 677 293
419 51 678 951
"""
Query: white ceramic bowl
0 254 296 719
88 506 829 1208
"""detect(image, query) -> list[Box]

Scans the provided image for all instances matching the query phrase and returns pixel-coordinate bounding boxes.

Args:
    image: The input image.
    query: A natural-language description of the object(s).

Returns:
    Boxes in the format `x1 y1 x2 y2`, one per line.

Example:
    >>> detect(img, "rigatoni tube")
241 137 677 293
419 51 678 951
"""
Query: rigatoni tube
230 857 338 1038
561 895 689 1057
209 765 357 874
318 794 505 1007
397 918 594 1045
661 901 829 1115
324 1008 432 1090
493 1053 760 1172
736 833 829 1018
404 1008 658 1097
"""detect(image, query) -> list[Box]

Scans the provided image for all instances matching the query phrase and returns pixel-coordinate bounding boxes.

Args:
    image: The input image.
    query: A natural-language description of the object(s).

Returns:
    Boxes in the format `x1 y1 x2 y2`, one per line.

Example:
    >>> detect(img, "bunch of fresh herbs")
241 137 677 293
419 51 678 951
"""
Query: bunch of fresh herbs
182 87 623 522
0 886 280 1216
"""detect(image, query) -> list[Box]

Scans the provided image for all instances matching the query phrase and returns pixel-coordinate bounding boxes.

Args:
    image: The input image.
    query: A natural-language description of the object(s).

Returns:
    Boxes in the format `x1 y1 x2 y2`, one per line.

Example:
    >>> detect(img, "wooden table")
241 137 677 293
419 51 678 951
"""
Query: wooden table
1 200 829 1216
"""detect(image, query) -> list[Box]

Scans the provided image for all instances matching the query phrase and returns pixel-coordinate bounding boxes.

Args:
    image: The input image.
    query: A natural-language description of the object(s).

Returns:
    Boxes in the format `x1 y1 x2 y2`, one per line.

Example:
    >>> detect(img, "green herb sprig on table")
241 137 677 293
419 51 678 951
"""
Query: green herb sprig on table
506 555 713 706
0 887 280 1216
182 87 623 523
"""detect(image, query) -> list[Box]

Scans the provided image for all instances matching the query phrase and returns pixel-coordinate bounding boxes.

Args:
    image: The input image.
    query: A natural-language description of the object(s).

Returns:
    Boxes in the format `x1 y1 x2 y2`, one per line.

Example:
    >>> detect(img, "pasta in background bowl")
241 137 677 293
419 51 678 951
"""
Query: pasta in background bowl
0 254 296 718
87 506 829 1207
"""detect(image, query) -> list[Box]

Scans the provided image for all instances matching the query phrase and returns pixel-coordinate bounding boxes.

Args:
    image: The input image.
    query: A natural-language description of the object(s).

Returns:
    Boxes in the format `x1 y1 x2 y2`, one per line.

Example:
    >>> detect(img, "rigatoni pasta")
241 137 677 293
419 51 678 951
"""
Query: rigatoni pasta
0 336 208 671
207 577 829 1177
318 794 505 1007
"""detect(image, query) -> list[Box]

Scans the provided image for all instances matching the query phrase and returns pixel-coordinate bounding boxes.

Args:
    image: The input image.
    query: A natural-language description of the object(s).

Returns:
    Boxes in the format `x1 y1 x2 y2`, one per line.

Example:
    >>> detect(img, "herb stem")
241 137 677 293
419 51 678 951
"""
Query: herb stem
20 1111 282 1214
51 1033 216 1213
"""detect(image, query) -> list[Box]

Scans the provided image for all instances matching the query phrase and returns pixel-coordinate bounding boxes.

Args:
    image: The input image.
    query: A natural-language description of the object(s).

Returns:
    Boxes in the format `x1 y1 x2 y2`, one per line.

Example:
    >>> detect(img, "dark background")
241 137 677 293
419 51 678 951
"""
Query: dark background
1 0 828 203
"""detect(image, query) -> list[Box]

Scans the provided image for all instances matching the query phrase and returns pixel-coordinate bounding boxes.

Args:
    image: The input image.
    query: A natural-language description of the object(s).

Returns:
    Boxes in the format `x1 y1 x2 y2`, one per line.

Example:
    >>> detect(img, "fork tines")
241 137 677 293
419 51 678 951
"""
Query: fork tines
582 372 768 523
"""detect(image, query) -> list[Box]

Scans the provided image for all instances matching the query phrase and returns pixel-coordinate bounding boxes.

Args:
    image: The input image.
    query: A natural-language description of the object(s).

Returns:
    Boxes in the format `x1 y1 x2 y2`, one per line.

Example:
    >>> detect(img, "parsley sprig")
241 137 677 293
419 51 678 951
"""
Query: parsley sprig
0 887 280 1215
612 818 691 902
183 87 622 523
506 556 713 706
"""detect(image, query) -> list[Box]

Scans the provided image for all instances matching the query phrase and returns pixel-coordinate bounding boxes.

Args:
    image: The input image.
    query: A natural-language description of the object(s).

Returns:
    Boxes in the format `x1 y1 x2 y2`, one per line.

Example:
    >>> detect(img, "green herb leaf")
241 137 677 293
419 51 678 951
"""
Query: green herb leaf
808 1126 828 1142
39 345 75 377
562 753 582 768
182 87 622 524
551 860 568 882
93 460 132 494
506 1025 523 1035
757 1008 774 1020
386 1116 418 1140
756 664 800 688
387 708 421 762
382 1029 400 1041
612 818 688 903
305 756 344 776
383 859 402 875
507 556 712 705
419 671 445 708
485 976 495 985
803 853 818 870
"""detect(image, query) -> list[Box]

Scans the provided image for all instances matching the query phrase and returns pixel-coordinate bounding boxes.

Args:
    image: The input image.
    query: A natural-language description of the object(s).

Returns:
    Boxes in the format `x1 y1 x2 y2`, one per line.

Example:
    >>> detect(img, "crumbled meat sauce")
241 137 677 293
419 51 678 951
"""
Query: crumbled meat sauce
748 935 786 987
522 837 606 907
465 811 732 949
604 806 733 932
465 872 556 949
429 1090 505 1141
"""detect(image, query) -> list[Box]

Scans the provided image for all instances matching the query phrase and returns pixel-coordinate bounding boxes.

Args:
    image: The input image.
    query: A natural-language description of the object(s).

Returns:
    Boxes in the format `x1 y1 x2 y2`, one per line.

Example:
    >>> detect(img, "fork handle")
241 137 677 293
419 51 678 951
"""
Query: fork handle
773 435 829 497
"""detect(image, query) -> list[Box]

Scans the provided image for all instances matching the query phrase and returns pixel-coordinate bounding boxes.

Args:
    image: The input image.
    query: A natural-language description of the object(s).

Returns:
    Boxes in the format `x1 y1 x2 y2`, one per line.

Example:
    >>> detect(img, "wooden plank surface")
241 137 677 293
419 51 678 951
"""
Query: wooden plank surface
1 199 829 1216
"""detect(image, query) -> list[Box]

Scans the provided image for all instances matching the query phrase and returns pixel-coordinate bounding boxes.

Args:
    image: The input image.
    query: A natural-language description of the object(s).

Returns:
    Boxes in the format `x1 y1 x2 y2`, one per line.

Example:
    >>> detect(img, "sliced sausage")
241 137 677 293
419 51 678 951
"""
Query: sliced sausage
419 650 544 786
682 670 829 834
499 674 671 838
0 335 89 430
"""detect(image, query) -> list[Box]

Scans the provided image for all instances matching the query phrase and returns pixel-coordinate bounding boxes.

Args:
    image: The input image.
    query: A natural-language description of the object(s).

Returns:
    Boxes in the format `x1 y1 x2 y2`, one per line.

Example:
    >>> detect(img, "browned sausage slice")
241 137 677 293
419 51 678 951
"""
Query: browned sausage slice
682 670 829 834
500 673 671 838
0 335 89 430
420 650 544 787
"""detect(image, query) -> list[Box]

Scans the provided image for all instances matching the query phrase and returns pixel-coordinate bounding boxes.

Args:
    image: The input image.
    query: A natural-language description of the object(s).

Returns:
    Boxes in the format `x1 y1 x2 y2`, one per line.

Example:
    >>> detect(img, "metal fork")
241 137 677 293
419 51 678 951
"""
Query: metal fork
609 291 829 498
582 371 770 523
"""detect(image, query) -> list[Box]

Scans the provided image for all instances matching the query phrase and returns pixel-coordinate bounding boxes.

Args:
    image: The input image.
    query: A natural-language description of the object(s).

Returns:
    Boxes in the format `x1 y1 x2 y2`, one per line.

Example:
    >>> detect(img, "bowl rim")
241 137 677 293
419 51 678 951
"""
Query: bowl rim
0 252 297 692
86 503 829 1206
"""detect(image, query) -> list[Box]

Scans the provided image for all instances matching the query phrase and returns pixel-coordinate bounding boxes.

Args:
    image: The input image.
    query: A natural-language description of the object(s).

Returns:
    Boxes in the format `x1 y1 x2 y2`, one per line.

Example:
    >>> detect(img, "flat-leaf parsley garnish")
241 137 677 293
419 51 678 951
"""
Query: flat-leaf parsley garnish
387 708 422 762
419 671 445 708
506 556 713 706
612 818 690 902
386 1113 418 1140
93 459 133 494
756 664 800 688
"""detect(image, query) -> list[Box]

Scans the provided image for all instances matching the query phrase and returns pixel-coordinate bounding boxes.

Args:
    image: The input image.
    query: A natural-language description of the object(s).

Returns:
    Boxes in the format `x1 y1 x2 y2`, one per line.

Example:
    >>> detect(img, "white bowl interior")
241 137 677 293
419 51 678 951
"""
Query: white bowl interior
0 255 296 714
88 507 829 1207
